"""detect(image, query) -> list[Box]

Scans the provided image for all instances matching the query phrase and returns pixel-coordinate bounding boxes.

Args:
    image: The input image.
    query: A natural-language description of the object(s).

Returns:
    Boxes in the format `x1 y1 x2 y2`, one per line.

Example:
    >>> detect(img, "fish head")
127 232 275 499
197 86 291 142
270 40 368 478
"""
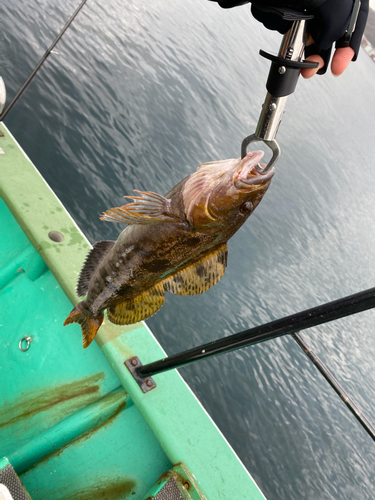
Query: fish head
183 151 274 231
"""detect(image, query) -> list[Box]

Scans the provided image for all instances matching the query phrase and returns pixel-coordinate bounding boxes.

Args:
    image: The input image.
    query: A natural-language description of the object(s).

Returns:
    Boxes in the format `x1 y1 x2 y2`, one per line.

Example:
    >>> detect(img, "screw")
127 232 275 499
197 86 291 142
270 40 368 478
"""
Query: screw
131 358 138 366
269 103 277 111
184 482 190 490
278 66 286 74
146 379 153 387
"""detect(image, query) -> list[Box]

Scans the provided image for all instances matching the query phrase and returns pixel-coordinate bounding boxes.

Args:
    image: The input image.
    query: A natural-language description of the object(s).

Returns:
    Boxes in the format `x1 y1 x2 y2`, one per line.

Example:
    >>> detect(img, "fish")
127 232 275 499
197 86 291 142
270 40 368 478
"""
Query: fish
64 150 274 348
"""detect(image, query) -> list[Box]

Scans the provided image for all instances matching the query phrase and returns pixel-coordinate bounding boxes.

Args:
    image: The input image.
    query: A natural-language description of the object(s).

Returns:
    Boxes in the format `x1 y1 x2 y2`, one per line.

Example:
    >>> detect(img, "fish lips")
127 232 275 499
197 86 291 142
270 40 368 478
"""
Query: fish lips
235 151 275 188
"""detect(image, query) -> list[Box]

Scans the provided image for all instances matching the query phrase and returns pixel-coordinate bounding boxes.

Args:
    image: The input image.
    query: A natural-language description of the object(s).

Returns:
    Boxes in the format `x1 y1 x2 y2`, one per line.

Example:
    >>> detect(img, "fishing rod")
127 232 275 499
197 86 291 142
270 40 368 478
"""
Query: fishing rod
291 332 375 441
134 287 375 378
0 0 88 121
126 286 375 441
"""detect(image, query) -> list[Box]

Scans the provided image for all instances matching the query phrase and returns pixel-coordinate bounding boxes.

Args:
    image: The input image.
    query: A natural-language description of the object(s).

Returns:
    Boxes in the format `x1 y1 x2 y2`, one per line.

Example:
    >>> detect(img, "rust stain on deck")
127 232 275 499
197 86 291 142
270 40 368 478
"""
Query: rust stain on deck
20 389 129 475
0 372 105 429
58 477 137 500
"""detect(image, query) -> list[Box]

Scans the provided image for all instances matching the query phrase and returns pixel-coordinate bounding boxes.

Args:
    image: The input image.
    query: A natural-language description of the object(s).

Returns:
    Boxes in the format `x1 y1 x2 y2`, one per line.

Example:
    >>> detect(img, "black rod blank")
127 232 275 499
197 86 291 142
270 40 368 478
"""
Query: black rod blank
135 287 375 441
137 287 375 378
292 332 375 441
0 0 88 121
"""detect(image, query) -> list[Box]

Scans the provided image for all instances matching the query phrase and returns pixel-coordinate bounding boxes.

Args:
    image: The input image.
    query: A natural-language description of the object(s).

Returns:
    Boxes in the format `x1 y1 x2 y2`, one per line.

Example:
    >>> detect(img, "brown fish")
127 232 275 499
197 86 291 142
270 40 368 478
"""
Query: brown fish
64 150 274 347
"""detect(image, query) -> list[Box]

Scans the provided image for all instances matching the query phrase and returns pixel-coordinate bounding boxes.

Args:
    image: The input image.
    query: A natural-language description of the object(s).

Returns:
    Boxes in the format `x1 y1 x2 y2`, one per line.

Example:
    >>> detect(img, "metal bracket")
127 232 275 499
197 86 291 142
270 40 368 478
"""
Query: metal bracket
125 356 157 393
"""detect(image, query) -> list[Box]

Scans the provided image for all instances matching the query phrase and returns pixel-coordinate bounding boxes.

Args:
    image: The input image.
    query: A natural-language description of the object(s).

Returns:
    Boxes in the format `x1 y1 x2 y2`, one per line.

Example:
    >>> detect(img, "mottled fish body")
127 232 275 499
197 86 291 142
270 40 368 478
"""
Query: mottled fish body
64 151 274 347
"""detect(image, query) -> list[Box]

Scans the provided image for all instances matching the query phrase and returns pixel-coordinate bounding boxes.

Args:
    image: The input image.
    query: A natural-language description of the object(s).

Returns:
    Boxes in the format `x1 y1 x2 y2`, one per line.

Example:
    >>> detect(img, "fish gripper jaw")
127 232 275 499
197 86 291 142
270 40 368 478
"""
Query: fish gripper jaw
241 135 280 174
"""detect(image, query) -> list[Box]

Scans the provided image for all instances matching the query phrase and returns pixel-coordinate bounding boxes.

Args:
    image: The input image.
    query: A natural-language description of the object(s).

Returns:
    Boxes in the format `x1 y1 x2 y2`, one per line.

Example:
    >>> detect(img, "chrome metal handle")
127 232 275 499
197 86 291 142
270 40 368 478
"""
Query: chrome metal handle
242 19 311 172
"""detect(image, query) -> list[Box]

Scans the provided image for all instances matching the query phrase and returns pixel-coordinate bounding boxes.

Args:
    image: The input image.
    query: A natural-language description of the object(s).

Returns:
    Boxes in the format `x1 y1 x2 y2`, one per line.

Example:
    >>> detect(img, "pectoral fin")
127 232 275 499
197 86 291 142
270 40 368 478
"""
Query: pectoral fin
107 282 165 325
163 244 228 296
101 190 182 225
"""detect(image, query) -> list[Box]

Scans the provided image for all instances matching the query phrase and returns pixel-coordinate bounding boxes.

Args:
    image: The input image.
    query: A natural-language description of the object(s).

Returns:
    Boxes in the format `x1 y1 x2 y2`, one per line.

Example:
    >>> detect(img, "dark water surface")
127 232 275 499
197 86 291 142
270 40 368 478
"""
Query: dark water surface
2 0 375 498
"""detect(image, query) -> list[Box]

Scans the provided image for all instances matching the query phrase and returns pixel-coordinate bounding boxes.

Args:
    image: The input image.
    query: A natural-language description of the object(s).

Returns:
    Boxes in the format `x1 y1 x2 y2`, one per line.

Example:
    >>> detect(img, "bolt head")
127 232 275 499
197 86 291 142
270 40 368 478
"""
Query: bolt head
278 66 286 75
131 359 138 366
146 379 153 387
269 103 277 111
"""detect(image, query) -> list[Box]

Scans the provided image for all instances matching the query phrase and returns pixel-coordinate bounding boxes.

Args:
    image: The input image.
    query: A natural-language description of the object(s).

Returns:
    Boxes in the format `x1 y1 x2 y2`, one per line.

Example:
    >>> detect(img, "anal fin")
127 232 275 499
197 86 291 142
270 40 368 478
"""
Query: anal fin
107 282 165 325
163 243 228 296
77 240 115 297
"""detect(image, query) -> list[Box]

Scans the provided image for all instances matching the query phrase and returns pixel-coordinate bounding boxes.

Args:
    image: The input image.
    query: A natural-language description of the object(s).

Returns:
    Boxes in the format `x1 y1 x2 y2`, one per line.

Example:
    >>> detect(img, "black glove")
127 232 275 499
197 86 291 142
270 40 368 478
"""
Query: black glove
210 0 369 74
304 0 369 73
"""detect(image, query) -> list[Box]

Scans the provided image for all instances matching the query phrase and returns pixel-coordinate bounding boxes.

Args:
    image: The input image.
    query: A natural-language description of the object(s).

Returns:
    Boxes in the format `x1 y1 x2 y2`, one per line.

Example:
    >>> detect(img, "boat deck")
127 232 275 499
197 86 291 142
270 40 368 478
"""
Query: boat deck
0 122 265 500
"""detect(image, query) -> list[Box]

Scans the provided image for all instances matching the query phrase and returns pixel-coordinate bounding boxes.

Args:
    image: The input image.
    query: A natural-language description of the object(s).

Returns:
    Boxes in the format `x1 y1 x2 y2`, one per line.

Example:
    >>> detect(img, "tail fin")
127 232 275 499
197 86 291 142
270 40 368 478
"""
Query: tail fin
63 301 104 348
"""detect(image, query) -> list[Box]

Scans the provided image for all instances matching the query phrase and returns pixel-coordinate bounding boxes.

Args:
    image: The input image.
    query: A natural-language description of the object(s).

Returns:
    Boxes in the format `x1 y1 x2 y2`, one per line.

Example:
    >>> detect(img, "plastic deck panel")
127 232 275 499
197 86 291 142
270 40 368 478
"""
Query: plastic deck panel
0 122 266 500
0 198 171 499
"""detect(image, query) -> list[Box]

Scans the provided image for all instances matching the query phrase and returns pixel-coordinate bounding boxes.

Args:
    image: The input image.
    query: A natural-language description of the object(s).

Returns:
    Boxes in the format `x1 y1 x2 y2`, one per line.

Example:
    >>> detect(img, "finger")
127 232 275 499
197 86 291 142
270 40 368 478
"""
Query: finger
301 54 324 79
331 47 355 76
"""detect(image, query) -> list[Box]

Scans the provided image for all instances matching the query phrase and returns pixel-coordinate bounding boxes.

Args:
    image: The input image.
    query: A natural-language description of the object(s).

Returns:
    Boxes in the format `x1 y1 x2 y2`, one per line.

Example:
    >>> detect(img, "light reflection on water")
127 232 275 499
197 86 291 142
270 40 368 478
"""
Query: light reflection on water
2 0 375 498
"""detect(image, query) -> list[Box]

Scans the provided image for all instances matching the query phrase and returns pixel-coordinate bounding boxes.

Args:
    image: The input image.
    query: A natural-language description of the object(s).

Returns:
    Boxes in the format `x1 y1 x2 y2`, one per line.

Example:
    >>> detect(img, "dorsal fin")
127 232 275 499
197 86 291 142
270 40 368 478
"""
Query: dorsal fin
163 243 228 296
107 282 165 325
100 190 182 225
77 240 115 297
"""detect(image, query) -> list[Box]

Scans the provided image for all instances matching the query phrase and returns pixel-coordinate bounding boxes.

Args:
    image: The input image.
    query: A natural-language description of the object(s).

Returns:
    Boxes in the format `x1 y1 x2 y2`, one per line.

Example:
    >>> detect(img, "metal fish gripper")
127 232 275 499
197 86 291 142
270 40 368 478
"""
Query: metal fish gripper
241 14 319 174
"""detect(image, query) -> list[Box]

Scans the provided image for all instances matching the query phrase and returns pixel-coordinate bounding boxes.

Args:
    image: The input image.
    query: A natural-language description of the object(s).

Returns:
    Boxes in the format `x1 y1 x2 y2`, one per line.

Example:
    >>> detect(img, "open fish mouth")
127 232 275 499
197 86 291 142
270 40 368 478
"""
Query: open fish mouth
235 150 275 187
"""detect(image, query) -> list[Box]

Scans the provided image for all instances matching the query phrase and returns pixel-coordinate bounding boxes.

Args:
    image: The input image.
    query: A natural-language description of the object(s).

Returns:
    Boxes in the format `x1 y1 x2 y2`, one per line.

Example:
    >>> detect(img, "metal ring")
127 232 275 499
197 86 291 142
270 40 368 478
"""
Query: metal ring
241 134 281 173
19 336 34 352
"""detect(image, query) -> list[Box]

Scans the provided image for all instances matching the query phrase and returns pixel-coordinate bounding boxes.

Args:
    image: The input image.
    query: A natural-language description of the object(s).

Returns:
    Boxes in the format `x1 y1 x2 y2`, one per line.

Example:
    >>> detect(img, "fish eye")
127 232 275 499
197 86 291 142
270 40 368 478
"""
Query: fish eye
240 201 253 214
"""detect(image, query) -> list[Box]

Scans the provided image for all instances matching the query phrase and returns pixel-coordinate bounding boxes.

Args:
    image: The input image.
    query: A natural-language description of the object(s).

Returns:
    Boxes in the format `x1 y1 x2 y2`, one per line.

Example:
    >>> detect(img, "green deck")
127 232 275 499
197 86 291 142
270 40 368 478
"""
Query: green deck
0 122 265 500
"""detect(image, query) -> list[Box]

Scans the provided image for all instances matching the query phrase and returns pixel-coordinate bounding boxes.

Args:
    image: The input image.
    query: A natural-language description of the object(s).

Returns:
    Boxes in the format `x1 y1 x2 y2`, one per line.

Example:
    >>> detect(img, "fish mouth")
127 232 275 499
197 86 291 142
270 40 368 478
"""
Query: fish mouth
235 150 275 187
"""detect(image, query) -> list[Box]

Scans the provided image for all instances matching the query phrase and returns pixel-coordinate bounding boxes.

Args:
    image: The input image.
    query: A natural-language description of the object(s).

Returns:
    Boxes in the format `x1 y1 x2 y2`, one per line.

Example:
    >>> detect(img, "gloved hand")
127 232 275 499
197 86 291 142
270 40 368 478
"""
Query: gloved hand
209 0 369 77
